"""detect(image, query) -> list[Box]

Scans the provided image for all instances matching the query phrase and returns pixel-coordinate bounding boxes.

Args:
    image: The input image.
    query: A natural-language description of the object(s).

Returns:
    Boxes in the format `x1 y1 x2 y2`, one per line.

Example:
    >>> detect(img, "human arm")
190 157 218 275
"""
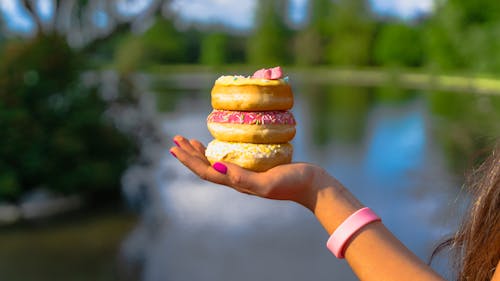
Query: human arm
169 135 446 281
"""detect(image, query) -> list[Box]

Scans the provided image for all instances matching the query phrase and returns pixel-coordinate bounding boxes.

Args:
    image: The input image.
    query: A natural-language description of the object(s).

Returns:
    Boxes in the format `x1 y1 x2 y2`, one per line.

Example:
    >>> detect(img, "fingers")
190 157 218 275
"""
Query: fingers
170 135 267 196
189 139 206 155
173 135 209 164
170 141 227 185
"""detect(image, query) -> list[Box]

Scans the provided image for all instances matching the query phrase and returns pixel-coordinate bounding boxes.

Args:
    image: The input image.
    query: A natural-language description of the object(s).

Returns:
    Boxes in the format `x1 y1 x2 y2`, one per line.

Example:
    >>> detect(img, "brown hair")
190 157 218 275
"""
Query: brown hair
432 144 500 280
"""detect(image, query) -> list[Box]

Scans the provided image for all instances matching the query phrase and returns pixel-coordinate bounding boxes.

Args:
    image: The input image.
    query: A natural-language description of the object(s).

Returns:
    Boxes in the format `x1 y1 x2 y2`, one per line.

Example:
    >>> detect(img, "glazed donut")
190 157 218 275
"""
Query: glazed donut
211 76 293 111
205 140 293 172
207 109 296 144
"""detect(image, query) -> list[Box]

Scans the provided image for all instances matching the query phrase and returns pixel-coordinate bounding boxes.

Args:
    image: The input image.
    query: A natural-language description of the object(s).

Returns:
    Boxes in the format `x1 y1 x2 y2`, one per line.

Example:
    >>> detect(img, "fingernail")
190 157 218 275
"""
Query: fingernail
213 162 227 174
173 139 180 147
170 150 177 158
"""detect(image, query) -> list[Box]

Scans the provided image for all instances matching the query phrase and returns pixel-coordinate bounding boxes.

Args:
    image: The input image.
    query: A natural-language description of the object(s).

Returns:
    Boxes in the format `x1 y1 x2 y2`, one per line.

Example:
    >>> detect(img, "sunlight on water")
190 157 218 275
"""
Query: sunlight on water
364 102 426 178
103 69 500 281
134 76 477 280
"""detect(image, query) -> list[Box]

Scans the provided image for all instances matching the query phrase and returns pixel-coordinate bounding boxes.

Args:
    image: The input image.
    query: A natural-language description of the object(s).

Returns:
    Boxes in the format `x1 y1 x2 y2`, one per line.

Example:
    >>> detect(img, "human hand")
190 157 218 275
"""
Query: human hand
169 135 332 211
170 136 449 281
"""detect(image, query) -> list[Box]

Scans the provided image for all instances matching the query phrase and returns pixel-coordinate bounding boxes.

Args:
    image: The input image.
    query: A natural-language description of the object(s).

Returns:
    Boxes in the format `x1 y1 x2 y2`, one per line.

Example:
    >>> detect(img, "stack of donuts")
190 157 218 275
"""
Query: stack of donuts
205 67 296 172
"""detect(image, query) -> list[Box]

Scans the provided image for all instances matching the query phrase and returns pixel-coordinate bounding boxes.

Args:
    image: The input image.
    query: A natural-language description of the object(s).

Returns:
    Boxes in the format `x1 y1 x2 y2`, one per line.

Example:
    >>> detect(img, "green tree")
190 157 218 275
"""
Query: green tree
0 16 4 45
308 84 373 145
325 0 375 66
0 35 135 200
200 32 228 66
0 1 169 201
373 22 424 67
293 0 334 65
425 0 500 73
247 0 292 66
141 17 188 64
18 0 169 46
426 91 500 172
114 34 146 74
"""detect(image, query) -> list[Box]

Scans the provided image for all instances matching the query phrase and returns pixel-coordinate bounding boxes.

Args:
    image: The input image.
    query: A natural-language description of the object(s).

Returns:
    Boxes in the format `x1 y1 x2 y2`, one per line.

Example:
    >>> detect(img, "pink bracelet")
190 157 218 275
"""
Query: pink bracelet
326 207 381 258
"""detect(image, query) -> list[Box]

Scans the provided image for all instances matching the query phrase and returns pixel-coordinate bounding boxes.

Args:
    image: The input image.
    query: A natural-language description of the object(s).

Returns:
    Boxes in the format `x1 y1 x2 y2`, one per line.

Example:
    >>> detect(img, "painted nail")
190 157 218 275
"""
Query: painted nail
170 150 177 158
213 162 227 174
173 139 180 147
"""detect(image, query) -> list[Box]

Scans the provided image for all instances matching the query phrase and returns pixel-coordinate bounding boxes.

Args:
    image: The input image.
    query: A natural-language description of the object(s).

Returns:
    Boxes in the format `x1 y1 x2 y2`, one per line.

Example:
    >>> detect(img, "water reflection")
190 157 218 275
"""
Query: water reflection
131 72 499 281
364 100 426 179
306 84 373 146
0 65 500 281
6 71 494 281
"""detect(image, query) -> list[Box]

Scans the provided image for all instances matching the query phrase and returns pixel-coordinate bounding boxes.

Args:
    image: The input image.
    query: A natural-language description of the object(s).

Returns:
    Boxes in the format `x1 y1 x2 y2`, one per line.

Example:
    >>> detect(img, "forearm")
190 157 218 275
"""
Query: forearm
308 170 445 281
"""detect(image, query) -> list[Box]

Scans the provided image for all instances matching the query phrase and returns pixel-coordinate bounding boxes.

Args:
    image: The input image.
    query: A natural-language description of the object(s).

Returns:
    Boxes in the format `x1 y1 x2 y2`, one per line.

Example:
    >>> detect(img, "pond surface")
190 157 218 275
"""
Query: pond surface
1 70 498 281
144 71 499 281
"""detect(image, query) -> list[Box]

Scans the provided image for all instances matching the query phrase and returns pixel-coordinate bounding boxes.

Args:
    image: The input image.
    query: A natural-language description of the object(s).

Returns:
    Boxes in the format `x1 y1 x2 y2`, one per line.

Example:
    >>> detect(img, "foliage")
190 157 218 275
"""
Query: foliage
0 35 135 201
427 91 500 171
373 22 424 67
1 0 500 201
141 17 188 64
114 35 146 75
247 0 291 66
293 0 333 65
308 83 373 145
200 32 228 66
424 0 500 73
325 0 375 66
293 0 375 66
113 17 196 73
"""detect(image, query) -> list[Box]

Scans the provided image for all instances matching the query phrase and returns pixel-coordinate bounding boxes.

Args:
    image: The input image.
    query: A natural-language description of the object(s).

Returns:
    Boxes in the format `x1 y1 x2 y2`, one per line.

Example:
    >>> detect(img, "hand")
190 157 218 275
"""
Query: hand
169 135 331 210
169 136 448 281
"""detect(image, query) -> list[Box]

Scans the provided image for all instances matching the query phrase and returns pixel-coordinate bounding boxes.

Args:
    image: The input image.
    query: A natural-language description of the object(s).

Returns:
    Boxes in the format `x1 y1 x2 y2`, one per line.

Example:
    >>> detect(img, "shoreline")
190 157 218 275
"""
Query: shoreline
141 64 500 96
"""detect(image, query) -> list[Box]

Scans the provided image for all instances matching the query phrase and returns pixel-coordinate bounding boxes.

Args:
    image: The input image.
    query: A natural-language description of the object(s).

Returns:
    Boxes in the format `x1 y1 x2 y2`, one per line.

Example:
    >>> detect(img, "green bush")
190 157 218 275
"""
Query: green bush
373 23 424 67
200 32 228 66
0 35 136 201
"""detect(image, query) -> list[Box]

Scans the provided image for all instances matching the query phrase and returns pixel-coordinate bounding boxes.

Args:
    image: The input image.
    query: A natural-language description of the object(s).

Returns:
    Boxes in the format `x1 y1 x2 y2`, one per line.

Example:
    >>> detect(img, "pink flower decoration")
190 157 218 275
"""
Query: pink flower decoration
252 66 283 79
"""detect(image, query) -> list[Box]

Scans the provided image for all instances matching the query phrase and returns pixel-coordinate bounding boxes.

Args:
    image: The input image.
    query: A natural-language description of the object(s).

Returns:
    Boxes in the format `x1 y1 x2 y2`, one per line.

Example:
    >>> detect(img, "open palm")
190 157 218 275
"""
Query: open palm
170 135 326 210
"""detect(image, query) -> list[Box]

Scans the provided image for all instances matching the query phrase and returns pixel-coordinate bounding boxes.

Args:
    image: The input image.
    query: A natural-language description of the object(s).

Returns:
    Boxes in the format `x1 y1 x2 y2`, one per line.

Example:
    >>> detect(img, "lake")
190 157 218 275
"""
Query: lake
141 70 499 281
1 69 499 281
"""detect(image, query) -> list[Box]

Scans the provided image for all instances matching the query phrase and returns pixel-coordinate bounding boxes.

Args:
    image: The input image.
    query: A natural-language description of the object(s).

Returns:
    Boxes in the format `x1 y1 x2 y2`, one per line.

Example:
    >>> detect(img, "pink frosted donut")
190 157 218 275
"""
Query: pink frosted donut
207 109 296 144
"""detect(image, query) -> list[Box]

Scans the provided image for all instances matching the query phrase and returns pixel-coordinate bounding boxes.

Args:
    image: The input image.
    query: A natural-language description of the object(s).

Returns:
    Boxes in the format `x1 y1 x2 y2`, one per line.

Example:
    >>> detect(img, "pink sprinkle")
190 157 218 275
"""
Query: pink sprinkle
207 109 296 125
252 66 283 79
269 66 282 79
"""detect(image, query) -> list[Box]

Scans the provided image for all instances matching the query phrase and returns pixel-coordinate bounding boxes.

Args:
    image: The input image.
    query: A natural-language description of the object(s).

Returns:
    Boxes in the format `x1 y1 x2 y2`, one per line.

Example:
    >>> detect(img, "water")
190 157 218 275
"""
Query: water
1 70 498 281
137 71 499 281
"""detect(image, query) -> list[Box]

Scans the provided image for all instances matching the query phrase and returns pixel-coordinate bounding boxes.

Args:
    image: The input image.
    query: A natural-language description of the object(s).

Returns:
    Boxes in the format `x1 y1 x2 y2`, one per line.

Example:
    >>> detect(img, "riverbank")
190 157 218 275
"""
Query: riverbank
145 65 500 96
0 205 137 281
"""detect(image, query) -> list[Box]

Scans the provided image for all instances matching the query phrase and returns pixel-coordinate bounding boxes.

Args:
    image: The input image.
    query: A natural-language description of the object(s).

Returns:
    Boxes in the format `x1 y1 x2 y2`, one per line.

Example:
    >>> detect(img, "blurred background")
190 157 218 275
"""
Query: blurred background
0 0 499 280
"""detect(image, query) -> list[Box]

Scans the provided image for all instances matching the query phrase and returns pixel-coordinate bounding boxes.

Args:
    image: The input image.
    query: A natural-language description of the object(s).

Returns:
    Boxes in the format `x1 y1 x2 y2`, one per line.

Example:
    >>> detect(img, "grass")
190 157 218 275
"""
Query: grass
0 208 137 281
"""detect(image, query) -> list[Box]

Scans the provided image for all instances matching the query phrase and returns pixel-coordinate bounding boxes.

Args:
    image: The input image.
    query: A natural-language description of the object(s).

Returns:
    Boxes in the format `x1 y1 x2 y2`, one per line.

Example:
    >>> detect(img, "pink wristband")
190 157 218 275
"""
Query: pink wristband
326 207 381 258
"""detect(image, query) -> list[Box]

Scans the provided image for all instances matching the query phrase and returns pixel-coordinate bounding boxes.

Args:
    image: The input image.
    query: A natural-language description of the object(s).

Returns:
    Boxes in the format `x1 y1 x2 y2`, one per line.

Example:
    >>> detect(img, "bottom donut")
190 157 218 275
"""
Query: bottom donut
205 139 293 172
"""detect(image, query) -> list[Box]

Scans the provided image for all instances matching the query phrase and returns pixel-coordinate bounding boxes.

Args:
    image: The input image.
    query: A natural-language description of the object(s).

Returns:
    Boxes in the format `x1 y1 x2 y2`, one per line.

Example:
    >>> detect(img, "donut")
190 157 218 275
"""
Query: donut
205 140 293 172
207 109 296 144
211 76 293 111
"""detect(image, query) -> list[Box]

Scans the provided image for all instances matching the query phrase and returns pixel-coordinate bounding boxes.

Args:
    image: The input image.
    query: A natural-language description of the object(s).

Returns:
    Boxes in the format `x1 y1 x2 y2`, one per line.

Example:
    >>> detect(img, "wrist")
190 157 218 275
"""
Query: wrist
310 169 364 234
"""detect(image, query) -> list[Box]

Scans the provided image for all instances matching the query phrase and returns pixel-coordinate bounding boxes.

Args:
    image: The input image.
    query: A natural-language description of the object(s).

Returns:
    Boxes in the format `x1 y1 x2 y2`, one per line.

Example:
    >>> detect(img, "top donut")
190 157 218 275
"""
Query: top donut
211 66 294 111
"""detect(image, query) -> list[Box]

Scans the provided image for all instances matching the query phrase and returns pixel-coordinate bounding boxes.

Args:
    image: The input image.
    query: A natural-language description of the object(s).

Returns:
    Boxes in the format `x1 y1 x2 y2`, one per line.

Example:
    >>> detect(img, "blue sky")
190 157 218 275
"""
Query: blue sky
0 0 434 33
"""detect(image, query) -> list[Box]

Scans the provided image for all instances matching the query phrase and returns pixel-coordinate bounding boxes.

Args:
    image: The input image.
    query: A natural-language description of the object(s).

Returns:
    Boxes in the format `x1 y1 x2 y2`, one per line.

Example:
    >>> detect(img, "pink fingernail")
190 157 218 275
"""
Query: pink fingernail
170 150 177 158
173 140 180 147
213 162 227 174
